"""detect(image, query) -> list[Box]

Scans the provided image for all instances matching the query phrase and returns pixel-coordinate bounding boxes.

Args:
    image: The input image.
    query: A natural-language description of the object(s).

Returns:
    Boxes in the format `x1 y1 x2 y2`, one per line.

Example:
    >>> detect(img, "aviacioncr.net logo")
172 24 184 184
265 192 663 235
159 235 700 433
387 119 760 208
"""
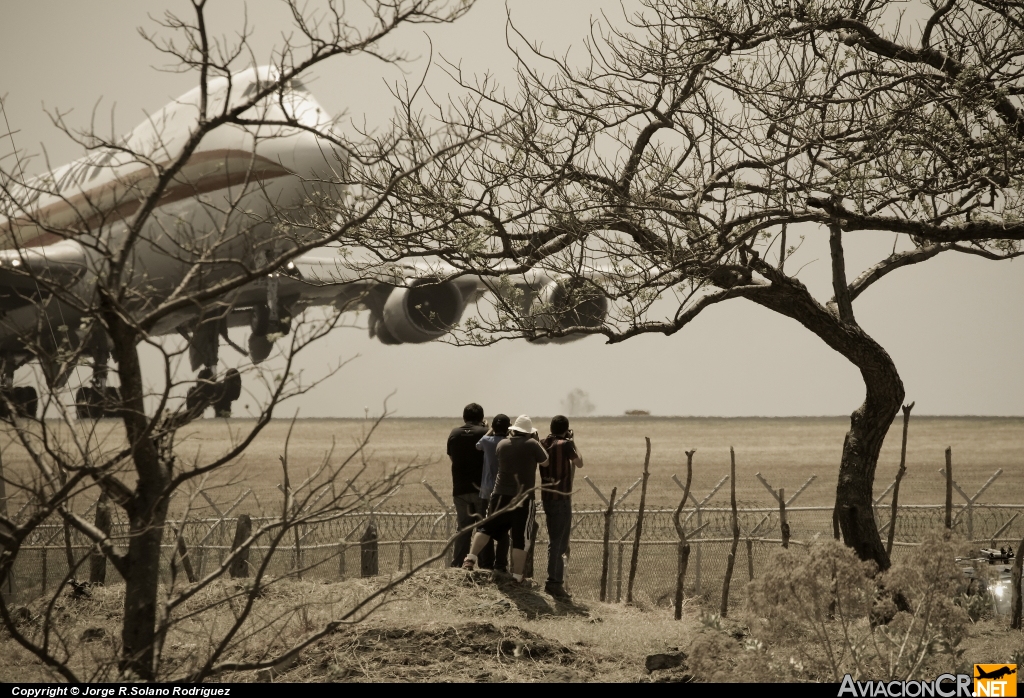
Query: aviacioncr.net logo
838 673 973 697
974 664 1017 697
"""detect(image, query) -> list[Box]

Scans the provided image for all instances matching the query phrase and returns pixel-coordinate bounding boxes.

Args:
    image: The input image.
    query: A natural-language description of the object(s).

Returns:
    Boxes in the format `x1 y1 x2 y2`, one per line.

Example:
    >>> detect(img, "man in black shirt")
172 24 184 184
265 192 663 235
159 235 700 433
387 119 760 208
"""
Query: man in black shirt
447 403 489 567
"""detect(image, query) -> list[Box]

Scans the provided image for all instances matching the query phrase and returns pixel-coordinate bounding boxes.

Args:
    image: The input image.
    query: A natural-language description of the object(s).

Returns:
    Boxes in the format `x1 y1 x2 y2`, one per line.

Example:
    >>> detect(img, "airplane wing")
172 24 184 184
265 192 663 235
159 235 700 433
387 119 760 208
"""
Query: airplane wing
219 246 615 360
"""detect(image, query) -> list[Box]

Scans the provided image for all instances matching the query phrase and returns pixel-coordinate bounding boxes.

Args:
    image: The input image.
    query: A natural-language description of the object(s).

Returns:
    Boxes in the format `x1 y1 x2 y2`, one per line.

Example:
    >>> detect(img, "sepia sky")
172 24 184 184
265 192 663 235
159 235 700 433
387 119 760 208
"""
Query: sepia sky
1 1 1022 418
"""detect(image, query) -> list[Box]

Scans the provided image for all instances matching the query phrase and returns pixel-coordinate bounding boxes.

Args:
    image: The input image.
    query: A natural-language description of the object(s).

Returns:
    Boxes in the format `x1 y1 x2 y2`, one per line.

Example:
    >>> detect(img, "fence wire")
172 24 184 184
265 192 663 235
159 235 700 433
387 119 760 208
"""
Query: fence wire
6 499 1023 607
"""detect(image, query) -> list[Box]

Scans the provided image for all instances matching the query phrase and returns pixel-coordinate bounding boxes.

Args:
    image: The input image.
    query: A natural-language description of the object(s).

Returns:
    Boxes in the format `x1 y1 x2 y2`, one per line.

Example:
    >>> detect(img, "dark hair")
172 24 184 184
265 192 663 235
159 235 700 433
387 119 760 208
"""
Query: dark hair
550 415 570 435
492 414 511 436
463 403 484 423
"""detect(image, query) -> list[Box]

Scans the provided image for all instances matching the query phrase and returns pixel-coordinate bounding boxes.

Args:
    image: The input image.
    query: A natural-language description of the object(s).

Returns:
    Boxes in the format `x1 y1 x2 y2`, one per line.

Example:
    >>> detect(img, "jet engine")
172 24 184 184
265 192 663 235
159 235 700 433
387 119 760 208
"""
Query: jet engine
376 278 467 344
529 279 609 344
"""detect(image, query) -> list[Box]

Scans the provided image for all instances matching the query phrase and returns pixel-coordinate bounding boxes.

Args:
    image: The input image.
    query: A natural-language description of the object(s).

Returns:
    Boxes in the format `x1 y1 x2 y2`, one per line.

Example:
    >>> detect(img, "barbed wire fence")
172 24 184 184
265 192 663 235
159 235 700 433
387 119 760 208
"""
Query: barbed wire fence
4 467 1022 608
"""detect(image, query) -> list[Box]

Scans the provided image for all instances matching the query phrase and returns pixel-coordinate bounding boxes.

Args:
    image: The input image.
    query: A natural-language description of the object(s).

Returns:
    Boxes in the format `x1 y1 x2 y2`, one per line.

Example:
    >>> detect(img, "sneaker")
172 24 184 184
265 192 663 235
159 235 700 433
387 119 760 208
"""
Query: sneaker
545 582 571 600
461 557 477 571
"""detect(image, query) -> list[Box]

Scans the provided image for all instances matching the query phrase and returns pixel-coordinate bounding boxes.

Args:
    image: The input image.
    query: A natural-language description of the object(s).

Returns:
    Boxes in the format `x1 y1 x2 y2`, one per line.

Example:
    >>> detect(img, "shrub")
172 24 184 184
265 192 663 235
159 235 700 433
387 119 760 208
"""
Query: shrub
745 532 972 682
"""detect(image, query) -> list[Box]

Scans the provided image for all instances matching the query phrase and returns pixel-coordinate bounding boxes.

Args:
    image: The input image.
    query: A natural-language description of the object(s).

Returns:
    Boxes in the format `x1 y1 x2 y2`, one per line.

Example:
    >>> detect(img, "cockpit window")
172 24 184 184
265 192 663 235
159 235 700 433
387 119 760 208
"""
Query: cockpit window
240 78 305 99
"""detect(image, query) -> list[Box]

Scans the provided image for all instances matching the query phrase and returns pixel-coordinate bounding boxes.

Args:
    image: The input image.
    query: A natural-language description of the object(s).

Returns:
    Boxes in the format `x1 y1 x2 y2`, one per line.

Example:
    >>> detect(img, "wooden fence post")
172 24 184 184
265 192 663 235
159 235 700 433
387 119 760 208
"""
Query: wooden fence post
615 538 625 603
945 448 953 530
360 521 378 577
779 487 790 549
673 473 728 594
626 437 651 604
674 449 695 620
88 492 112 585
720 447 739 617
745 538 754 581
176 535 197 584
938 466 1003 542
229 514 252 579
887 402 914 556
599 487 617 602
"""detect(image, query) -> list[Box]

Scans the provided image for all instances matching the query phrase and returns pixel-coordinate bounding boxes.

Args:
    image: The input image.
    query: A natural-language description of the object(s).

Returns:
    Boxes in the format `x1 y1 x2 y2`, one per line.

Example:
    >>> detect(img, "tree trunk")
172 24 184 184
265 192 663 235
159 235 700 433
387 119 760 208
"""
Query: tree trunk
834 367 903 572
121 496 169 680
748 267 904 572
108 315 170 681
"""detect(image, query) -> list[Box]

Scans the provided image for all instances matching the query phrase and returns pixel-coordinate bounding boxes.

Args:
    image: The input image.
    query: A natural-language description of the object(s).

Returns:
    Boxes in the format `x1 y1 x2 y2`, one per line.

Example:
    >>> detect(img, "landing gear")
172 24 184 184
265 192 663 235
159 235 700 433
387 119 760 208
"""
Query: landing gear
183 313 246 419
75 331 121 420
0 359 38 419
248 299 291 364
0 386 38 419
185 367 242 419
74 385 121 420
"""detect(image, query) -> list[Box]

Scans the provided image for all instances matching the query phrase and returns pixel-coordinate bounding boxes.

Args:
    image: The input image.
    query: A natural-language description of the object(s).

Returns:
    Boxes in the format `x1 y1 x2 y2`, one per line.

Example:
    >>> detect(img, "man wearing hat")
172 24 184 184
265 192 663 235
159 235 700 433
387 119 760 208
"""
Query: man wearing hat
461 415 548 584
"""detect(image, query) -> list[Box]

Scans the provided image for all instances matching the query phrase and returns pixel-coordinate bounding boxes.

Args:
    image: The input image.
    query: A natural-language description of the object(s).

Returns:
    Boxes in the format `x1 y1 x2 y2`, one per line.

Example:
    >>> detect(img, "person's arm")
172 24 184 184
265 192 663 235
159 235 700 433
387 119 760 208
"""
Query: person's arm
571 443 583 469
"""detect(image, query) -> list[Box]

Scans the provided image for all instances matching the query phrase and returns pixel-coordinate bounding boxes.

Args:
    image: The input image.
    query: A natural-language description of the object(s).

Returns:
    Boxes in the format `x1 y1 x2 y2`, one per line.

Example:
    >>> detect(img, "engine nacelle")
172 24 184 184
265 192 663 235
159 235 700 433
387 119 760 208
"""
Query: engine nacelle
379 279 467 344
530 280 609 344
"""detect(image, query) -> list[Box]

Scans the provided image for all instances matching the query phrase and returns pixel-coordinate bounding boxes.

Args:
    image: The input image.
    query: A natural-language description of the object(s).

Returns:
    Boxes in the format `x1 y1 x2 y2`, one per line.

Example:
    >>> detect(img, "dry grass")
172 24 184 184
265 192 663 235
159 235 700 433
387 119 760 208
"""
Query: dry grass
2 416 1020 514
2 566 1020 683
0 569 704 682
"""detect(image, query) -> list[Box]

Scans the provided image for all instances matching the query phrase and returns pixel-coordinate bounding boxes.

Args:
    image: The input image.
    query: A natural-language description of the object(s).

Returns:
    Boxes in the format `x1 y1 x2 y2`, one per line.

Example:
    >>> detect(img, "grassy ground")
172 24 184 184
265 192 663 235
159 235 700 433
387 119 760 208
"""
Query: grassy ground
1 568 1021 683
2 416 1020 514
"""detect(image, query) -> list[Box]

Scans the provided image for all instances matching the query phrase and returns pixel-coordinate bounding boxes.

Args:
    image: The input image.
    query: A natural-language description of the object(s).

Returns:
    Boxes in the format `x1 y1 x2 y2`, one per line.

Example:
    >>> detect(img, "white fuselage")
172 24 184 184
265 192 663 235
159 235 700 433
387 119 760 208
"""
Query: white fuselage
0 66 343 352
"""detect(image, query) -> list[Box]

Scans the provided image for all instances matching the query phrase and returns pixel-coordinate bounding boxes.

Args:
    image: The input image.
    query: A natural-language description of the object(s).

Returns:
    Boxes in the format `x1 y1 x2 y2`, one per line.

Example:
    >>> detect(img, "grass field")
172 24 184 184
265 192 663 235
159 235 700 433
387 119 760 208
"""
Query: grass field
2 416 1020 515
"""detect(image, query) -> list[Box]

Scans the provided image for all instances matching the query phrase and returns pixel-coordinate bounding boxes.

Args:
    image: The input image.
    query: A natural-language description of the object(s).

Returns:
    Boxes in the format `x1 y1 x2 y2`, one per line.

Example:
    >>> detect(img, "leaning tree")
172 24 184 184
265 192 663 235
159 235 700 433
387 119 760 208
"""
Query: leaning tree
0 0 482 681
327 0 1024 571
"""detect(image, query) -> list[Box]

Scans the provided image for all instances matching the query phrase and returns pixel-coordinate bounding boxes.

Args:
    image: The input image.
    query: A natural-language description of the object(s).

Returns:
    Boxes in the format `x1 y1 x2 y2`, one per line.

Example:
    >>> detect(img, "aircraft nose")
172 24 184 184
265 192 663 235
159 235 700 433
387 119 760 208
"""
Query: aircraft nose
290 132 347 203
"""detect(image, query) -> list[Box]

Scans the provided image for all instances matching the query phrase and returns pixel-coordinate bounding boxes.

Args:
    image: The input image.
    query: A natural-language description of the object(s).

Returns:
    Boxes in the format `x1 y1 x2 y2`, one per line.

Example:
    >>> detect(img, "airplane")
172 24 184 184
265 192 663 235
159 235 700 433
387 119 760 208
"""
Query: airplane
0 66 610 420
975 666 1016 681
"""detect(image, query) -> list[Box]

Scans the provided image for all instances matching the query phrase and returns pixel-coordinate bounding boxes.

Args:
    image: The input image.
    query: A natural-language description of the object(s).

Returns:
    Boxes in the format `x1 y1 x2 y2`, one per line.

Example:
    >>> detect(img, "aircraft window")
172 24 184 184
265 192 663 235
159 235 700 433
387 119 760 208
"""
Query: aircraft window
240 78 304 100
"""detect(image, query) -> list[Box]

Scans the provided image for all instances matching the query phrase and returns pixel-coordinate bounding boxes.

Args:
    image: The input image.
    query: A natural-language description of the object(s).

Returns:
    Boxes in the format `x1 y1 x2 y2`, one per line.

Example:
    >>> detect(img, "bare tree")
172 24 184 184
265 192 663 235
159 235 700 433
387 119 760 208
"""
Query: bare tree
561 388 595 416
324 0 1024 571
0 0 481 680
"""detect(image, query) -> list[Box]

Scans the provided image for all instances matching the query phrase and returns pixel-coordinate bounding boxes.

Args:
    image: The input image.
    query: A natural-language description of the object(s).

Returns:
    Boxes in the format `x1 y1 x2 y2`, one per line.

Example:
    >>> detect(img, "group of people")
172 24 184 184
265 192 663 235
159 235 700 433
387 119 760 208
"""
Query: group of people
446 403 584 599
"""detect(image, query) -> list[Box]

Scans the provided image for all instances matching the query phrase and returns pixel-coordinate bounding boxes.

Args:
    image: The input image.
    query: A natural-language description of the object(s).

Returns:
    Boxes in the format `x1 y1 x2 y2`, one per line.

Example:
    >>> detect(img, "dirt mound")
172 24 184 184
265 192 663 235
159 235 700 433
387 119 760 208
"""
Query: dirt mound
277 621 581 682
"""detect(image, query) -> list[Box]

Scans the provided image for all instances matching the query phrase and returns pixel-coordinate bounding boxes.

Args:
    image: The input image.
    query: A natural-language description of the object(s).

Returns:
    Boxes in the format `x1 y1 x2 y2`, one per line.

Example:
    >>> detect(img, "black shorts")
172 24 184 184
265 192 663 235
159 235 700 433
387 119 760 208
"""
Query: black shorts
479 494 535 551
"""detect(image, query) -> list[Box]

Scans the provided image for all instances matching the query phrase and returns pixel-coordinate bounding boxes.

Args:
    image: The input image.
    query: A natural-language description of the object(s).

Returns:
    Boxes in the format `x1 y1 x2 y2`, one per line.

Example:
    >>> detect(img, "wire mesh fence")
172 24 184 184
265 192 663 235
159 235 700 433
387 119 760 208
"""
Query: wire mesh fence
6 497 1023 607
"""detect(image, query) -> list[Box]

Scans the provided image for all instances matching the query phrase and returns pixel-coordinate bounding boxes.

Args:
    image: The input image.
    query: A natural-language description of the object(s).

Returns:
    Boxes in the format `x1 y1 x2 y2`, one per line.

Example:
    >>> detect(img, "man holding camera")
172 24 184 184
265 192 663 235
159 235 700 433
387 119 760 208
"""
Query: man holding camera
540 415 584 599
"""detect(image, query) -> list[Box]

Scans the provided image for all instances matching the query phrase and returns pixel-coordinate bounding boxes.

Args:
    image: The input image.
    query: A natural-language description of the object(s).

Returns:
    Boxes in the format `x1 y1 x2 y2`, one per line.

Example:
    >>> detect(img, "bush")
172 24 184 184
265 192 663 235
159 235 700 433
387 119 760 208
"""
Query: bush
744 532 971 682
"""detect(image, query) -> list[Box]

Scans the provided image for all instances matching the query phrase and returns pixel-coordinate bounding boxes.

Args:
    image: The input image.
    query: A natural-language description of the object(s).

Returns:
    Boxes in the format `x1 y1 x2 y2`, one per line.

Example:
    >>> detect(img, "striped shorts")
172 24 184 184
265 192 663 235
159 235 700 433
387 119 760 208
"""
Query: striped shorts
479 494 535 551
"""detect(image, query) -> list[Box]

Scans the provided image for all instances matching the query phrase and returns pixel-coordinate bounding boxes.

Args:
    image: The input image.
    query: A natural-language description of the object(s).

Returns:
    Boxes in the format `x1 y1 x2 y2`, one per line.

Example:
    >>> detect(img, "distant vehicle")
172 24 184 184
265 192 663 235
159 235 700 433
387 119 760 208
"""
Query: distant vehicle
0 67 611 419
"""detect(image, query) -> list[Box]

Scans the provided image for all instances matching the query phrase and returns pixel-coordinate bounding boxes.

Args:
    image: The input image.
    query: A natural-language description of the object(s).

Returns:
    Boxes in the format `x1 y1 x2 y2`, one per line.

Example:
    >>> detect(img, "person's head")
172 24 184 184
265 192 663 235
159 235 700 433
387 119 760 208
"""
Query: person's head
463 403 484 424
508 415 537 438
491 413 511 437
550 415 570 437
